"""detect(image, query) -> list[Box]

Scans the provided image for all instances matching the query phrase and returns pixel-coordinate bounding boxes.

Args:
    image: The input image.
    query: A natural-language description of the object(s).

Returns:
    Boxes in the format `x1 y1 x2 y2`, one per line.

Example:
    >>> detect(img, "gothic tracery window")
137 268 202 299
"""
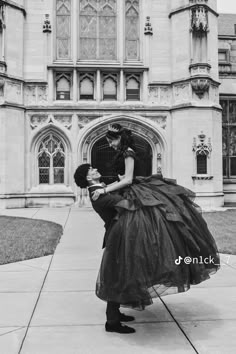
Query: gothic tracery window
38 134 65 184
79 0 117 60
56 0 71 59
125 0 140 60
221 100 236 178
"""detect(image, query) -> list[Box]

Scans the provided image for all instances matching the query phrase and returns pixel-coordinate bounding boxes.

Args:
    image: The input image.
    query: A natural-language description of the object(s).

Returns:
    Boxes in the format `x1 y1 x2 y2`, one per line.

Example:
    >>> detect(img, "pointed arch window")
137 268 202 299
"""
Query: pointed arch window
103 73 117 100
56 73 72 100
79 0 117 60
125 0 140 60
79 73 95 99
38 134 65 184
126 74 140 100
56 0 71 59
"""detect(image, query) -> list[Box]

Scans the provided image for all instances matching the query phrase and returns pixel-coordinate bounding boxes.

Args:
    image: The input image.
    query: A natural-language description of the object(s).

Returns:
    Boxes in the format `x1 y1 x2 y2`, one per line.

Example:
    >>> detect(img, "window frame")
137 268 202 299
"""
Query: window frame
78 0 118 61
55 0 72 61
55 71 73 101
37 133 66 185
220 98 236 180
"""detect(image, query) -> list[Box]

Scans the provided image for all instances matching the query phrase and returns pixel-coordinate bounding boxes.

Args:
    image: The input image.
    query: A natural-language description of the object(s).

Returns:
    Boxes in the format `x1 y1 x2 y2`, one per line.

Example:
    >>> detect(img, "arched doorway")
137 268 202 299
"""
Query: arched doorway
91 135 152 185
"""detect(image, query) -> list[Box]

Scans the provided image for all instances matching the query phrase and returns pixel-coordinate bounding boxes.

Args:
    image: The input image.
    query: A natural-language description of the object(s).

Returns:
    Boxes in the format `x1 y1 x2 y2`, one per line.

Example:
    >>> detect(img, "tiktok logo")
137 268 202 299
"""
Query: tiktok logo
175 256 183 265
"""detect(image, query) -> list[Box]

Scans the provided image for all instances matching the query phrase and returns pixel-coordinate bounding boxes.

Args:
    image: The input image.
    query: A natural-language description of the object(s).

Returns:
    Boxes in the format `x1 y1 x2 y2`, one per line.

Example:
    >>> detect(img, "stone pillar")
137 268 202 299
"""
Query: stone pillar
73 69 77 103
120 69 124 103
48 68 54 103
96 69 101 102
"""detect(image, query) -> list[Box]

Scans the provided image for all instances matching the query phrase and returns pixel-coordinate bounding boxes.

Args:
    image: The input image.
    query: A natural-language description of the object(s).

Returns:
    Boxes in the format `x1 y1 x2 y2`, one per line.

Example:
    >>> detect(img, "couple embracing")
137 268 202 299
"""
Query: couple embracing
74 123 220 334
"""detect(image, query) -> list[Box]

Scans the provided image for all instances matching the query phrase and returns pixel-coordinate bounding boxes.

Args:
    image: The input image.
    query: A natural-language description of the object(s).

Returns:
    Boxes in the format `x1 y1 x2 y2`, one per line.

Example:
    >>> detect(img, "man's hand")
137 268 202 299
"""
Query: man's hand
92 189 105 201
118 174 125 181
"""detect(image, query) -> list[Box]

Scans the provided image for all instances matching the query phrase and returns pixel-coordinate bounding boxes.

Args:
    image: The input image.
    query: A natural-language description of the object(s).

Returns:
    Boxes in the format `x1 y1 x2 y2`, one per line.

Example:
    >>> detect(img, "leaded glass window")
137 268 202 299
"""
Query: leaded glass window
56 0 71 59
125 0 140 60
38 134 65 184
220 99 236 178
79 0 117 60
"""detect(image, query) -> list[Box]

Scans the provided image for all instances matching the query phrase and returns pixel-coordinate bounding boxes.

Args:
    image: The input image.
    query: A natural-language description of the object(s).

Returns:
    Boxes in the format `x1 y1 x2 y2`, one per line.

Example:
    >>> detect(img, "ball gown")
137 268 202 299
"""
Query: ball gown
96 149 220 310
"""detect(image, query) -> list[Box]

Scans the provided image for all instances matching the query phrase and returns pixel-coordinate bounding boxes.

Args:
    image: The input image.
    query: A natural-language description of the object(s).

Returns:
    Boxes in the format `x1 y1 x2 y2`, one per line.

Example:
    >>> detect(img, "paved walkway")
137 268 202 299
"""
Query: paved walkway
0 207 236 354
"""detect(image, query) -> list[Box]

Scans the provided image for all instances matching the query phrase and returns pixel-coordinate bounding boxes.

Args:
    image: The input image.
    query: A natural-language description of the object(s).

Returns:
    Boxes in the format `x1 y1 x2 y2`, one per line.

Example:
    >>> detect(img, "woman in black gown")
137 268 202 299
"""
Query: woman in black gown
92 123 220 310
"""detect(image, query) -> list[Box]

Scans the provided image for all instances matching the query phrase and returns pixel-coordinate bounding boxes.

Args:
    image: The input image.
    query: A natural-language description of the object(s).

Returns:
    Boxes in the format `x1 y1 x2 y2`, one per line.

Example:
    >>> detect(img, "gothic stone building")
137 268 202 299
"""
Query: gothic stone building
0 0 225 208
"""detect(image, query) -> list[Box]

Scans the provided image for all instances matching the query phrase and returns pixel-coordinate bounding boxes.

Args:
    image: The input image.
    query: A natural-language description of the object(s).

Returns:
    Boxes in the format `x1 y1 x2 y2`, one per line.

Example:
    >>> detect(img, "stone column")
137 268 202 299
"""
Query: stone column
48 69 54 103
120 69 125 103
73 69 77 103
96 69 101 102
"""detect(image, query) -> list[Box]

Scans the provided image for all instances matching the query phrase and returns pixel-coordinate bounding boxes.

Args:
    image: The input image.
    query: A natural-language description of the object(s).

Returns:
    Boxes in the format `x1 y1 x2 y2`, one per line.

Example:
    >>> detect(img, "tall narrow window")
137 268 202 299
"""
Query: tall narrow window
79 0 117 60
38 134 65 184
126 74 140 100
197 154 207 174
56 0 71 59
103 74 117 100
56 73 72 100
125 0 140 60
220 99 236 178
79 73 95 99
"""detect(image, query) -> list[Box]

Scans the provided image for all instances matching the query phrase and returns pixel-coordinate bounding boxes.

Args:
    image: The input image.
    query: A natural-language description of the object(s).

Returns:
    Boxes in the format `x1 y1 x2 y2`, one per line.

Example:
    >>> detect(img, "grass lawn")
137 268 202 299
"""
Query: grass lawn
203 209 236 255
0 216 63 265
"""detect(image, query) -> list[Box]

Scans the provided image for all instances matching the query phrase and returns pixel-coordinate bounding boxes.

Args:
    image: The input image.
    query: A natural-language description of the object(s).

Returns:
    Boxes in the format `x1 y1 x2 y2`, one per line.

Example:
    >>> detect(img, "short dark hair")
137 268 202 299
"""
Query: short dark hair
74 164 91 188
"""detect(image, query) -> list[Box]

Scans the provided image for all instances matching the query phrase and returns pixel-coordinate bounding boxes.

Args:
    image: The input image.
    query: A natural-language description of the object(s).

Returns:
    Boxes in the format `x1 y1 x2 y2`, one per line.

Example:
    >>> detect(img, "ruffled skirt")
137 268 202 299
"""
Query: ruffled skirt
96 175 220 310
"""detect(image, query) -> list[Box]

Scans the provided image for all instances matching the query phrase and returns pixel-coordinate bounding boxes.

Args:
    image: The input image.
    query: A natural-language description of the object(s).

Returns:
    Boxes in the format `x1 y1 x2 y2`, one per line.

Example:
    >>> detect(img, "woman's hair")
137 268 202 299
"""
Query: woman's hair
106 123 136 152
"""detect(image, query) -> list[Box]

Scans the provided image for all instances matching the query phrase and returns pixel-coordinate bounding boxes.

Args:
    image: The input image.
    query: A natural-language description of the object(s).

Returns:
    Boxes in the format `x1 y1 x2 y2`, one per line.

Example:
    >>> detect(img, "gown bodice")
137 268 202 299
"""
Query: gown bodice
114 148 137 177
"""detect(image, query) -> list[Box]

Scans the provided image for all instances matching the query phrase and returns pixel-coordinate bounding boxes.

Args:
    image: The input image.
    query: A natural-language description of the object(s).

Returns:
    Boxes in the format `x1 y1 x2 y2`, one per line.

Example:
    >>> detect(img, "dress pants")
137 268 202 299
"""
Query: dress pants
106 301 120 324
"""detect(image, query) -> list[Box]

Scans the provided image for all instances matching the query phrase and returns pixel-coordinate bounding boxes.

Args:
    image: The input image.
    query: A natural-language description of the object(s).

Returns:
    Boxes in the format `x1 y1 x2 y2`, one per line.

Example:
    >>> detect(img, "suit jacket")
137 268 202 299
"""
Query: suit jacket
88 185 123 248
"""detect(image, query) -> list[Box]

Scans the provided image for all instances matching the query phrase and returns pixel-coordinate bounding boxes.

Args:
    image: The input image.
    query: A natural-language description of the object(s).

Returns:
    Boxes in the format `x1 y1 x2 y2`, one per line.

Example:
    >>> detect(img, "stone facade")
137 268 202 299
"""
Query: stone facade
0 0 225 208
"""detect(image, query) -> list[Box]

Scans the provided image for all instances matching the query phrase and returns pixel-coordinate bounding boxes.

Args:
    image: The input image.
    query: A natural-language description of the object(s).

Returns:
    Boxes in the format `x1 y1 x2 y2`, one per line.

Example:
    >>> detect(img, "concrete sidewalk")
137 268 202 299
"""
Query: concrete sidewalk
0 207 236 354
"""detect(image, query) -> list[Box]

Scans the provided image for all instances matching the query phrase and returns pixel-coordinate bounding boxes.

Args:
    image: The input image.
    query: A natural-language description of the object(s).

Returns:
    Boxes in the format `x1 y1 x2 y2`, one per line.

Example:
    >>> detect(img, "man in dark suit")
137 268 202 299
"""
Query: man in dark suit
74 164 135 334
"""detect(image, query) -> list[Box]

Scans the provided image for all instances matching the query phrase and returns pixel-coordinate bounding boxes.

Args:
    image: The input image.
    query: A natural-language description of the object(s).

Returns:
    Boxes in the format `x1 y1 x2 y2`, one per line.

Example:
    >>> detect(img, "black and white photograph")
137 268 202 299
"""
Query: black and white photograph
0 0 236 353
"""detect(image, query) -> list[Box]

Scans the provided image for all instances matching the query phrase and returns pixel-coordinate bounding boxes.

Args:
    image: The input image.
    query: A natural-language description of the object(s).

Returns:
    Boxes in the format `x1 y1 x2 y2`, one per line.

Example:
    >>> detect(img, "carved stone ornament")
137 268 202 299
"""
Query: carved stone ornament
147 116 167 130
191 78 210 98
191 6 208 34
144 16 153 35
54 115 72 129
43 14 52 33
192 131 212 157
78 116 93 129
174 83 190 103
30 115 48 129
148 86 171 106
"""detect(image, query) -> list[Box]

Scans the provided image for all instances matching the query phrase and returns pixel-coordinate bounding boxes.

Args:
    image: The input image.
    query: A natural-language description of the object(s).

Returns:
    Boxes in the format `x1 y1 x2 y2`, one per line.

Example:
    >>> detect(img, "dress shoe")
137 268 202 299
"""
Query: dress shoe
105 321 136 334
119 313 135 322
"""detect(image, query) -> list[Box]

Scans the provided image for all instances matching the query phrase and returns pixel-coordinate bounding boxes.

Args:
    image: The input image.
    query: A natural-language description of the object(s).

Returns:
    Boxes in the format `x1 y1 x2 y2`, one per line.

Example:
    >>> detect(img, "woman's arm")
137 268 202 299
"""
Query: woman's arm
105 156 134 193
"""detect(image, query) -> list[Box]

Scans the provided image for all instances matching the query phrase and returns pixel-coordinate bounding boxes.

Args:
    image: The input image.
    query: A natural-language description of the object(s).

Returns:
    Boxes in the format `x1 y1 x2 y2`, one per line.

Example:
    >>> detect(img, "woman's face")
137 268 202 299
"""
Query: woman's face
107 136 121 150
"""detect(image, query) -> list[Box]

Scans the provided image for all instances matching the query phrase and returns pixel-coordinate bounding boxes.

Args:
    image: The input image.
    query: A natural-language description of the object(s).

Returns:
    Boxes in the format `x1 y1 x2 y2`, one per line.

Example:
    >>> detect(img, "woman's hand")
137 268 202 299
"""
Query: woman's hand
91 189 105 201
